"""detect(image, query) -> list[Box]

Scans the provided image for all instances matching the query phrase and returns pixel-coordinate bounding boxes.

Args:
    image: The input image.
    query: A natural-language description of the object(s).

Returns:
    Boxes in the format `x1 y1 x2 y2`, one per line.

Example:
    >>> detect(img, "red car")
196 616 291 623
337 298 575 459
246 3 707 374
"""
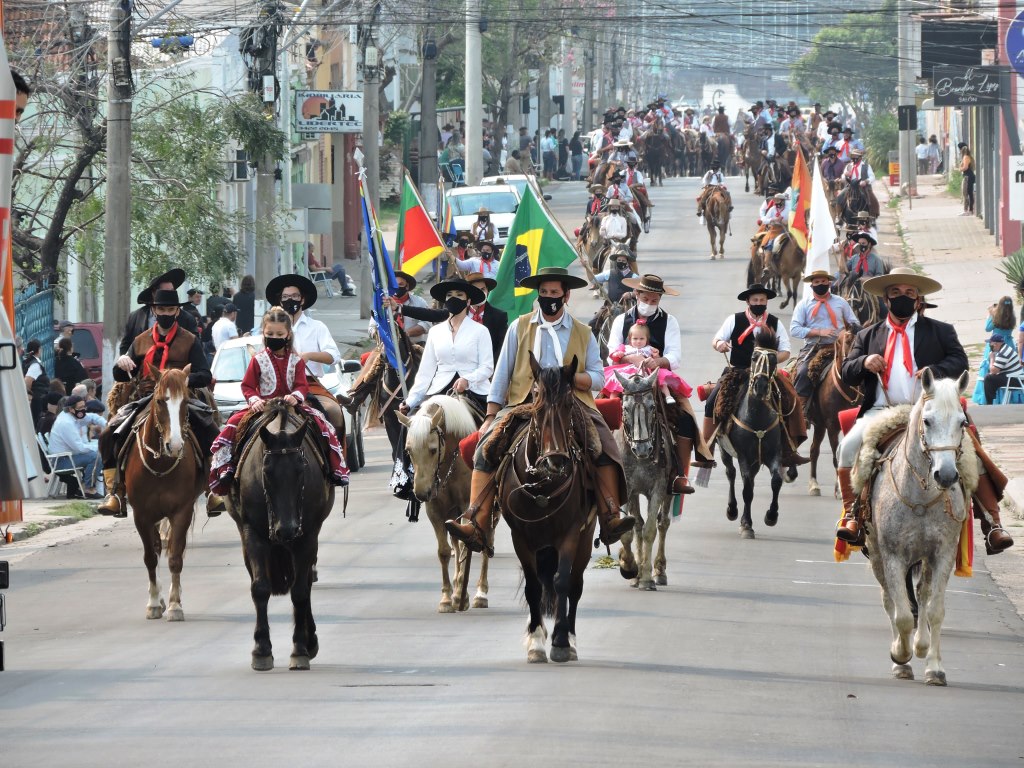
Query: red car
70 322 103 388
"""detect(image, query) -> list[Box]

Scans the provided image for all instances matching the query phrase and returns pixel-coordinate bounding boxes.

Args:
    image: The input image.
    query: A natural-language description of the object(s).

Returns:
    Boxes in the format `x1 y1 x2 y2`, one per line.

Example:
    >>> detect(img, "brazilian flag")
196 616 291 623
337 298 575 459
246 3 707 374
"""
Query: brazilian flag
489 182 580 321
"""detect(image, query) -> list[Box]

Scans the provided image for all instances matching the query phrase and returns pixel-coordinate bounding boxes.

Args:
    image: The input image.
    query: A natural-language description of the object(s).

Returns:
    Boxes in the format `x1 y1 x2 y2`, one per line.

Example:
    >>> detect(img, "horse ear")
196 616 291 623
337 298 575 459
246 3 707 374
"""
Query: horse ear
565 355 579 381
613 369 631 389
183 363 191 376
956 369 971 396
151 368 162 384
258 424 275 447
289 421 309 448
644 368 660 388
430 406 445 429
529 351 542 378
396 411 412 428
920 366 935 394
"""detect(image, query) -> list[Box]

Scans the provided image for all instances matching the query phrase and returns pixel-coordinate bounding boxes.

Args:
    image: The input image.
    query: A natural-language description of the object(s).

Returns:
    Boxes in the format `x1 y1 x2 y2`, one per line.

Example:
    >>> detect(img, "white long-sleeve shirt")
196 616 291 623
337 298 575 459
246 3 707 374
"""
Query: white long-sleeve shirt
758 199 788 226
454 255 500 278
291 312 341 378
607 310 683 372
701 170 725 187
406 318 494 409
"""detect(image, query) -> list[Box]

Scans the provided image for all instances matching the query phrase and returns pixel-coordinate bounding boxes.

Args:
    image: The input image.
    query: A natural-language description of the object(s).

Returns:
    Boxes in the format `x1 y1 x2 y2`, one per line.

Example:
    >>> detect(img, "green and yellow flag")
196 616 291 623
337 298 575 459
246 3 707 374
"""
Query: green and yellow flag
489 183 578 319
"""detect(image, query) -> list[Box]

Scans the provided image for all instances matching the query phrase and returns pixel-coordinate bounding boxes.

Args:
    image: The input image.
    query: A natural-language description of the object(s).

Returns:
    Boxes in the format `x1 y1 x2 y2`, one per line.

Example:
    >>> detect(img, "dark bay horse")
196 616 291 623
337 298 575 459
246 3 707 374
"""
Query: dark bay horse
229 401 335 671
498 354 597 663
123 367 206 622
804 328 862 497
717 341 784 539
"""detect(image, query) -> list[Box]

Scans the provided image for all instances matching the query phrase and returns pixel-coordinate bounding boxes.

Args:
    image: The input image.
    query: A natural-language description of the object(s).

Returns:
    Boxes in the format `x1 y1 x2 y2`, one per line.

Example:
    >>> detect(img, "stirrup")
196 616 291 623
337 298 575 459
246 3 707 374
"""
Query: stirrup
669 475 696 495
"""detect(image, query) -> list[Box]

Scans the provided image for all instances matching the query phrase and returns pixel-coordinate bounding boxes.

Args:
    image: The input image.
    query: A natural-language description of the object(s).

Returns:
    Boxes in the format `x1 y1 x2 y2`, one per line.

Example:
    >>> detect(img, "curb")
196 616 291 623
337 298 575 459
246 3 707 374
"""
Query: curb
1 513 92 544
1006 478 1024 522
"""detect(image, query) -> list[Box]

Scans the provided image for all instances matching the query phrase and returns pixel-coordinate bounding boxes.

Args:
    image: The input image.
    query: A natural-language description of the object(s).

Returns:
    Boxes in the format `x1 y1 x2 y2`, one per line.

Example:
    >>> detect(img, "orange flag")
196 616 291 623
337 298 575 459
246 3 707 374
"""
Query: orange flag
396 170 446 277
788 147 811 252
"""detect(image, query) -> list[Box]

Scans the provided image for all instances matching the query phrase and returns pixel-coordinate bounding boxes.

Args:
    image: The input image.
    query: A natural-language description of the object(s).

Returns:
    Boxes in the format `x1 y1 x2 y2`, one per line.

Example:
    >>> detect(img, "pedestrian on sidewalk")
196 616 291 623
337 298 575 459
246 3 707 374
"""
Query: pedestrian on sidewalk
959 146 975 215
926 135 941 174
915 137 929 176
981 335 1024 404
971 297 1017 404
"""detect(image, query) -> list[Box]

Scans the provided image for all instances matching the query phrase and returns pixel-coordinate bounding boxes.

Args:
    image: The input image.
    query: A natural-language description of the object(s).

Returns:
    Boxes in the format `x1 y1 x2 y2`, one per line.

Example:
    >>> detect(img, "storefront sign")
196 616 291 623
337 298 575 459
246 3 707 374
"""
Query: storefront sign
1006 11 1024 81
1008 155 1024 221
932 66 1001 106
295 91 363 134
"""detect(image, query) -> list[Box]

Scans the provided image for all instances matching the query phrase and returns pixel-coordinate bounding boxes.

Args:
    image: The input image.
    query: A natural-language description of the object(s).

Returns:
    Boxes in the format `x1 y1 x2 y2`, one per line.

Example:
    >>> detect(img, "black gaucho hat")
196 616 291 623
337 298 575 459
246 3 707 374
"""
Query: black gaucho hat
429 278 485 306
737 283 777 301
137 268 186 305
266 274 318 310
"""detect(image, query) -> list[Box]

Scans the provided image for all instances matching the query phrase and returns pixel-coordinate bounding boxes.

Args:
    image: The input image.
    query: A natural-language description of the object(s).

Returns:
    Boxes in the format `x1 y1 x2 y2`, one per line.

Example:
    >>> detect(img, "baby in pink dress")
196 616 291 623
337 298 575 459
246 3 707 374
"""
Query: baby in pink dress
604 322 691 401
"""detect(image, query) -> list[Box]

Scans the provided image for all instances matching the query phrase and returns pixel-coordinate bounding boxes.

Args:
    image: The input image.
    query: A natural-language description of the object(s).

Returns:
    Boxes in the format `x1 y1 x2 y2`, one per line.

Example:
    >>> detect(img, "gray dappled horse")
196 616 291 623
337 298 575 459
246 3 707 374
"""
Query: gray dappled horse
858 369 974 685
615 369 673 591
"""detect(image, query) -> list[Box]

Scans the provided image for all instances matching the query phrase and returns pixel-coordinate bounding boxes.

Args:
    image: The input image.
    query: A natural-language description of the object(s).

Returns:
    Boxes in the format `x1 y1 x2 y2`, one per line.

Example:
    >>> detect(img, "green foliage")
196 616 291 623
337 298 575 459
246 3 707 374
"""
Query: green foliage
864 113 897 175
384 110 410 145
790 0 897 123
947 169 962 197
224 93 287 163
50 501 96 519
996 247 1024 304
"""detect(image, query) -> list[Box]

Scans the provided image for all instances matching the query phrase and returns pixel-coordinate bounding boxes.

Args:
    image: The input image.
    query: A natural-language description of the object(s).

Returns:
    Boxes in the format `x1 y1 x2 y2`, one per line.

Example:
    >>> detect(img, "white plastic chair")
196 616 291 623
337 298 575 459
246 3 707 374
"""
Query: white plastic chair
999 373 1024 405
35 433 87 499
309 270 335 298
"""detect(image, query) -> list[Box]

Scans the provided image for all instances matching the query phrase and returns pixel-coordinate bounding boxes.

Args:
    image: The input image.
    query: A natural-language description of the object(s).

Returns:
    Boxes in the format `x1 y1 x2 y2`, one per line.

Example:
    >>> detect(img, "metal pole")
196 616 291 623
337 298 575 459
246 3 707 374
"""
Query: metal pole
102 0 132 395
897 0 916 198
360 6 381 319
464 0 483 185
583 41 594 134
419 26 439 211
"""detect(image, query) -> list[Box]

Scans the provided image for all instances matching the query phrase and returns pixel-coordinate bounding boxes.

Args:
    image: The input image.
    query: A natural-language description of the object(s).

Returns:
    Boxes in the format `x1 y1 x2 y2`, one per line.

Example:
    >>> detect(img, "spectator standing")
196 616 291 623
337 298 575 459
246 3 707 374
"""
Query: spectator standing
915 137 929 175
23 338 49 424
212 303 240 350
234 274 257 335
971 296 1017 404
54 337 89 393
926 135 941 174
960 146 975 215
569 131 584 180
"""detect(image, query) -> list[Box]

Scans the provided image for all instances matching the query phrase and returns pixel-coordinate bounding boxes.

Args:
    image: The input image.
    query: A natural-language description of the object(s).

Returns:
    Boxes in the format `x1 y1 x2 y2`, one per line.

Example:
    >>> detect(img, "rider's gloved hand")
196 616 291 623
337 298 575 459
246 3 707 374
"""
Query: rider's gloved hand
116 354 136 372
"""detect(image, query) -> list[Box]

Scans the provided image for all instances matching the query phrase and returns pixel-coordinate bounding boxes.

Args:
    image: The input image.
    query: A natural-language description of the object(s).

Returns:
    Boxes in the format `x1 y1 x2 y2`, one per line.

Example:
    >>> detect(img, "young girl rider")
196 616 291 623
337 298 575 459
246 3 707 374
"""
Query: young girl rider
209 306 348 494
604 321 692 403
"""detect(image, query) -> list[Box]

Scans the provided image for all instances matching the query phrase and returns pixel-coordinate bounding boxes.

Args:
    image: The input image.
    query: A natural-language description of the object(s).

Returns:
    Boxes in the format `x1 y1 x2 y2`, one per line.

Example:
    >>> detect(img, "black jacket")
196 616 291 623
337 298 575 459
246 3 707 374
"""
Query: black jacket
54 353 89 392
841 315 968 417
119 307 198 355
398 302 508 364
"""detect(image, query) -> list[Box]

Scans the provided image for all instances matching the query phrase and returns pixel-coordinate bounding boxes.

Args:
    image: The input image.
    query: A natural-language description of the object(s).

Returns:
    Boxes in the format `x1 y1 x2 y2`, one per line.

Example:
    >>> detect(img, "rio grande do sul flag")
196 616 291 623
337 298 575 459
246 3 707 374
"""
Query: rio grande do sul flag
787 146 811 252
396 170 445 277
488 182 578 319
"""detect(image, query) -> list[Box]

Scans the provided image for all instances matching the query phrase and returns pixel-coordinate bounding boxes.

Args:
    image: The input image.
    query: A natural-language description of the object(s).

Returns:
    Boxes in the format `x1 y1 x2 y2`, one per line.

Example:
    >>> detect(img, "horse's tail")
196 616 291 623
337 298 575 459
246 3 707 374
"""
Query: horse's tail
269 543 295 596
537 547 558 618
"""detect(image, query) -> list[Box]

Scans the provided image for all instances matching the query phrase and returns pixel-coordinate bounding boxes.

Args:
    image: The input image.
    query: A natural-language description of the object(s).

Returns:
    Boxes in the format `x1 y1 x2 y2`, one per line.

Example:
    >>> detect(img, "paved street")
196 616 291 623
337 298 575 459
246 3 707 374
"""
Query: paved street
3 177 1024 767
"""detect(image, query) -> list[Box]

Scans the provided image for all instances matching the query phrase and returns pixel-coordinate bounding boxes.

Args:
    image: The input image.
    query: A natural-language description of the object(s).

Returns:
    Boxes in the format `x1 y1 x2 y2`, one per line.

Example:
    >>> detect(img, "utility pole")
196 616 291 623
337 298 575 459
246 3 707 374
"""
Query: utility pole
583 41 594 134
561 37 574 136
419 25 439 211
464 0 483 185
360 2 381 319
102 0 132 394
897 0 916 198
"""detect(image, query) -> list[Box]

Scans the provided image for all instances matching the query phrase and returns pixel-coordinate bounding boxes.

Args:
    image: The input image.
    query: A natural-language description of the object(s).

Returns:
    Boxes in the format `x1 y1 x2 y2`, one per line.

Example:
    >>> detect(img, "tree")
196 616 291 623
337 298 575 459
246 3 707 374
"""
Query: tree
790 0 898 125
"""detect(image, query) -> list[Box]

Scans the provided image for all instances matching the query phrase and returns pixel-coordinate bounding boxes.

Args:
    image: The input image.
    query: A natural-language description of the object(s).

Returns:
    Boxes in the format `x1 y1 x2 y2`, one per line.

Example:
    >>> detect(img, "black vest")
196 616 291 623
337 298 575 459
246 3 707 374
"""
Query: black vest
608 268 629 303
25 355 49 400
729 311 779 369
621 308 669 352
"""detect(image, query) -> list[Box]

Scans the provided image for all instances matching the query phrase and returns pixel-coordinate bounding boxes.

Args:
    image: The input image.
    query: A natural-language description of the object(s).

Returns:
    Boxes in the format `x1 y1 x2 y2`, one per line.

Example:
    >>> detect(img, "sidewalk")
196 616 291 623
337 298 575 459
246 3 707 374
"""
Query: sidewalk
875 174 1024 615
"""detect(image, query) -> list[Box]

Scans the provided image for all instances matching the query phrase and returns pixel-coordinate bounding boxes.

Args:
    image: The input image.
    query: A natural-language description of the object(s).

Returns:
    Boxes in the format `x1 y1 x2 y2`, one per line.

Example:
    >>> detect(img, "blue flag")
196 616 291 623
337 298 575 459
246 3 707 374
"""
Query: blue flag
359 177 400 369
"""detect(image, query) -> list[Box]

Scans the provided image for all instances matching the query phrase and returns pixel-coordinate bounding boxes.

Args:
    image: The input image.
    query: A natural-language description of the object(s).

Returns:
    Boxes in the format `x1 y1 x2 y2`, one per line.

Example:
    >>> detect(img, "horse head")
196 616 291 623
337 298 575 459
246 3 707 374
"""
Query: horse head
151 365 190 456
529 352 578 479
399 395 475 503
750 338 779 399
258 405 310 543
615 368 661 459
917 369 971 490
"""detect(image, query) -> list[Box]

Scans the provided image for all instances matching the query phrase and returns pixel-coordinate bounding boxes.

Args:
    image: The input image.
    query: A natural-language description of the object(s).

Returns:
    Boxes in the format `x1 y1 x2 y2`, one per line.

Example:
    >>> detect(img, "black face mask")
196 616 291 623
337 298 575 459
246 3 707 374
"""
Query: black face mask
265 336 288 352
156 314 177 330
538 295 564 316
281 299 302 316
888 294 917 320
74 411 86 420
616 262 629 272
394 286 408 299
480 251 493 260
458 241 469 248
812 284 830 297
445 297 468 315
749 303 768 316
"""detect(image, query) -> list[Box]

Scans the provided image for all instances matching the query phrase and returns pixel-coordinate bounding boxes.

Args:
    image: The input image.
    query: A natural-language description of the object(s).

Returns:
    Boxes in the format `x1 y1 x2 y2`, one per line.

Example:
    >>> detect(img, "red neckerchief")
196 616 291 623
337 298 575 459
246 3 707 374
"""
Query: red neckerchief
883 316 913 388
737 308 766 345
393 292 409 328
142 322 179 377
855 250 870 274
469 303 485 323
810 293 838 328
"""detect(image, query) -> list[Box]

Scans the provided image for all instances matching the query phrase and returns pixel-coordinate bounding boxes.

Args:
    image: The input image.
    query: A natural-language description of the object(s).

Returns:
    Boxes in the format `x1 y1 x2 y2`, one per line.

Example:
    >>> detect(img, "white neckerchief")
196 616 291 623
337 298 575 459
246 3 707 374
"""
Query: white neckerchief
534 311 565 364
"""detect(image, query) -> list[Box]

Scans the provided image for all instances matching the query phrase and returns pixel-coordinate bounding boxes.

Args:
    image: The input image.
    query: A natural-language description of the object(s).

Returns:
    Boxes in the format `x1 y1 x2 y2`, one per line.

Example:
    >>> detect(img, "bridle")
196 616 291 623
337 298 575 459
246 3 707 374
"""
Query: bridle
620 381 668 464
729 349 781 465
263 445 307 541
829 332 863 405
419 421 462 504
136 385 192 477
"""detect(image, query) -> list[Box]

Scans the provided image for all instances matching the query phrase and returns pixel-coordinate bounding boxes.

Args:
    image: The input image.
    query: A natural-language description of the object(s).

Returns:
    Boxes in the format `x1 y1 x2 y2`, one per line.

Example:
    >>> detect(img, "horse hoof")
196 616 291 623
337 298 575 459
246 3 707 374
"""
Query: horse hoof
619 564 639 581
550 646 572 663
639 579 657 591
289 655 311 671
655 574 668 586
457 599 470 613
924 669 947 686
891 663 914 680
808 483 821 496
146 606 164 620
309 641 319 660
764 511 779 527
739 527 755 540
726 507 738 521
438 602 455 614
165 607 184 622
471 597 489 609
252 655 274 672
527 649 548 664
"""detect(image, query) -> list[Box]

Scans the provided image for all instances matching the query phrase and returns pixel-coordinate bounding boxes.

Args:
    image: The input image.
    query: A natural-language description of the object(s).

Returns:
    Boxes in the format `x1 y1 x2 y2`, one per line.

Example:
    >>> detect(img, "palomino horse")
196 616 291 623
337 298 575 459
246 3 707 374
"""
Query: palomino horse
615 370 674 591
497 354 598 663
717 341 785 539
804 328 862 497
858 369 973 684
123 367 206 622
229 401 335 670
703 186 730 260
399 395 489 613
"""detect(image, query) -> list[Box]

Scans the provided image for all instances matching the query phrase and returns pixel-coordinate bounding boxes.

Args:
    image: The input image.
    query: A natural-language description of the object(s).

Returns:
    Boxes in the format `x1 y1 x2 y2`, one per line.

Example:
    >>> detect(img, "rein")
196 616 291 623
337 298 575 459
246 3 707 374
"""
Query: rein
620 382 672 465
730 350 782 465
828 340 862 405
135 401 194 478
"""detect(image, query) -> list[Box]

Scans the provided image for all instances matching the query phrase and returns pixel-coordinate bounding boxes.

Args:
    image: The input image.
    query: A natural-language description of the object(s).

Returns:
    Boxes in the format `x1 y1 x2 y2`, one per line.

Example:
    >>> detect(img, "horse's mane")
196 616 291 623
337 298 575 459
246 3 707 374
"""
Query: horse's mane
409 395 478 445
755 329 779 351
534 364 573 411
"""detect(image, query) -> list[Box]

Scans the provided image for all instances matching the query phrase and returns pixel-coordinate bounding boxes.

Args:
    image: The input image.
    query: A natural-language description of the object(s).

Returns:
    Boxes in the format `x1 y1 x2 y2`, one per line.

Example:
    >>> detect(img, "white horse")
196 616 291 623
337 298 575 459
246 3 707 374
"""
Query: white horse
855 369 975 685
399 395 489 613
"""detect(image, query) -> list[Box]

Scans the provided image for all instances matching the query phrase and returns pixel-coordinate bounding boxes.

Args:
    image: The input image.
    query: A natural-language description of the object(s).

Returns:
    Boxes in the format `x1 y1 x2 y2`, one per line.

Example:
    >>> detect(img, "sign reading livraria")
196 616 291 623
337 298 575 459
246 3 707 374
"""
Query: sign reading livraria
295 91 363 134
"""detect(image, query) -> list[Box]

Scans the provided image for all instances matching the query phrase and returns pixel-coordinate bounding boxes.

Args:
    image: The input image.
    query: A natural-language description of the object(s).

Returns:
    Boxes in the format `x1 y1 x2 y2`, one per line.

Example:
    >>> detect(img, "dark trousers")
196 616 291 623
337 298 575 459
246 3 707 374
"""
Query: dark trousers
984 372 1008 404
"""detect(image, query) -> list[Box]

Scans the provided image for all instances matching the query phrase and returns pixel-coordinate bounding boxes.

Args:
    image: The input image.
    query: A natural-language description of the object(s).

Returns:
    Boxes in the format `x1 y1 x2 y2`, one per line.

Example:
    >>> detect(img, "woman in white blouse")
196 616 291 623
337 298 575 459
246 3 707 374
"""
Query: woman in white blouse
400 279 494 415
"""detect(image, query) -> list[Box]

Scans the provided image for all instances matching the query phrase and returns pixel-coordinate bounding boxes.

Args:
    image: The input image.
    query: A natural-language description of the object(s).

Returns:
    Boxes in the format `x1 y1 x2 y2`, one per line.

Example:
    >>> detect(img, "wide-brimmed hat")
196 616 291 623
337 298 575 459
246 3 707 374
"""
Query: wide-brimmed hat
737 283 777 301
802 269 834 284
850 147 865 158
393 271 417 290
518 266 588 291
475 207 492 217
607 197 623 208
137 268 186 304
149 289 184 307
266 273 318 309
863 267 942 297
430 278 485 306
849 230 878 245
464 271 497 291
621 274 680 296
855 210 872 221
614 139 632 148
475 239 496 252
589 183 605 193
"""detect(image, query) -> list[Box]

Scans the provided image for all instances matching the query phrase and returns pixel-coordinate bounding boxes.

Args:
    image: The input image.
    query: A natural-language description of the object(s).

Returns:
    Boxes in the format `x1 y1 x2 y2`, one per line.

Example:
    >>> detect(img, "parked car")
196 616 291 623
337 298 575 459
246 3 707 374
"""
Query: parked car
446 185 521 247
479 174 552 202
210 335 366 471
70 323 103 389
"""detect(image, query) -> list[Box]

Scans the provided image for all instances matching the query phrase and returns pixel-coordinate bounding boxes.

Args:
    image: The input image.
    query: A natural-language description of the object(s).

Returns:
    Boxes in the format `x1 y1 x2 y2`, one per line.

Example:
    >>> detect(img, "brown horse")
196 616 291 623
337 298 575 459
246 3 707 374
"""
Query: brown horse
703 186 730 260
498 354 598 663
751 232 805 309
123 367 206 622
742 126 762 193
804 328 863 497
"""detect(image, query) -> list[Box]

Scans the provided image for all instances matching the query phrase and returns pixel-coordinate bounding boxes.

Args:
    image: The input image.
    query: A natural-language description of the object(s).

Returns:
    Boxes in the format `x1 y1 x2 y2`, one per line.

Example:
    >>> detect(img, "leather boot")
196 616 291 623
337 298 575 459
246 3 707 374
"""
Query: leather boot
670 436 696 495
974 472 1014 554
835 467 862 544
206 493 227 517
595 463 635 545
445 470 498 557
97 468 127 518
693 417 717 469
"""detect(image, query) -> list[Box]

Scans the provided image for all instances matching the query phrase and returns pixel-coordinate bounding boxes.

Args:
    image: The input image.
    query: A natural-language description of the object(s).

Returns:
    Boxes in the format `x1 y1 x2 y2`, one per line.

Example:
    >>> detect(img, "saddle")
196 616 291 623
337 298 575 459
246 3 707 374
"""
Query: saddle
233 407 332 479
481 403 602 468
805 344 836 386
713 367 749 424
